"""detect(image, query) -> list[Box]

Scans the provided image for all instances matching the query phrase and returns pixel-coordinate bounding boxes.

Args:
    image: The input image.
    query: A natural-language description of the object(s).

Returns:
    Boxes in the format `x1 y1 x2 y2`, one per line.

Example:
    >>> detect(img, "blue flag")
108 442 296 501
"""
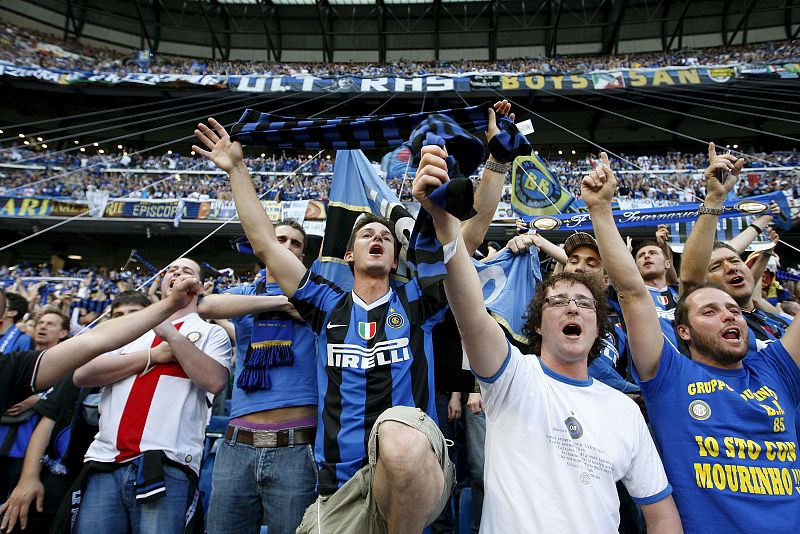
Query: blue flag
315 149 541 344
475 248 542 344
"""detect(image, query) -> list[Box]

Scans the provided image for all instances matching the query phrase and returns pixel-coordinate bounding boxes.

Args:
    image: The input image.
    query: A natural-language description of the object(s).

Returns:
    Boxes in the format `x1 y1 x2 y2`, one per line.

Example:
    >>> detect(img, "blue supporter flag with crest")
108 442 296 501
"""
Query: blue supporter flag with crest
511 154 577 216
315 149 541 343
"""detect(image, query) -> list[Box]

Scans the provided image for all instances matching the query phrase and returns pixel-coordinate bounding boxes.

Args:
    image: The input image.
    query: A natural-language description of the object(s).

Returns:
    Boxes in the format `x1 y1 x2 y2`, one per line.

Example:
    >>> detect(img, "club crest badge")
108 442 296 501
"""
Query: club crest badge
565 416 583 439
387 313 404 329
186 331 202 343
689 400 711 421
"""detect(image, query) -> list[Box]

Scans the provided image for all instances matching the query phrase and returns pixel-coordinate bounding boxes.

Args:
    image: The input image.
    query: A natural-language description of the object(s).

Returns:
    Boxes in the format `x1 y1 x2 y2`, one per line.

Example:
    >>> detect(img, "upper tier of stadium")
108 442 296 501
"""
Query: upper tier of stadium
3 0 797 67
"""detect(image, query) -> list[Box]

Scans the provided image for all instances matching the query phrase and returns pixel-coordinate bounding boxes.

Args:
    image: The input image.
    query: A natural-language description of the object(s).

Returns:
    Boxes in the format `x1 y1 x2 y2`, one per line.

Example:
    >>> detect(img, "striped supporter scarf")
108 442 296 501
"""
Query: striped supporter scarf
229 103 490 151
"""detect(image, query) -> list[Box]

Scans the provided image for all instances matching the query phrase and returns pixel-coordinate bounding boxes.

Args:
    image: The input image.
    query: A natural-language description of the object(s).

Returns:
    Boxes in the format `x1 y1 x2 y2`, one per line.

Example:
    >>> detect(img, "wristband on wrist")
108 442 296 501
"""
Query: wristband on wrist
747 223 763 235
484 160 511 174
698 204 723 216
141 347 154 376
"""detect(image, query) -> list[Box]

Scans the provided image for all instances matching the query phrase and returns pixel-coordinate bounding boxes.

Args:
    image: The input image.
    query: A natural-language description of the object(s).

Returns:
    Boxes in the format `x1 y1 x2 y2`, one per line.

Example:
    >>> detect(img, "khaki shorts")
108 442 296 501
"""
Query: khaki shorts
296 406 456 534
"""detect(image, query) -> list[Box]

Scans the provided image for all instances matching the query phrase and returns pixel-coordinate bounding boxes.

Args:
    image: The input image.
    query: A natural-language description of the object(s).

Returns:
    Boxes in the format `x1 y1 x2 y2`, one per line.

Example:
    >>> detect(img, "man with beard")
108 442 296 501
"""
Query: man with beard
680 143 789 353
585 151 800 532
416 147 680 532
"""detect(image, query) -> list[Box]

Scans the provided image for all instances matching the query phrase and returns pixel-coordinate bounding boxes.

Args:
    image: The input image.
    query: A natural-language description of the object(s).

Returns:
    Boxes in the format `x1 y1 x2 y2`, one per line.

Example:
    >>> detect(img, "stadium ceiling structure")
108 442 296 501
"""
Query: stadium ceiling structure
3 0 796 63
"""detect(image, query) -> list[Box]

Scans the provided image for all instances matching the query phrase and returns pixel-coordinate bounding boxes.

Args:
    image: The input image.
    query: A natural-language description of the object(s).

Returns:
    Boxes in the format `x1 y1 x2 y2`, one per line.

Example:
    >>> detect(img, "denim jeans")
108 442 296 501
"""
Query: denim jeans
74 463 193 534
464 408 485 534
207 438 318 534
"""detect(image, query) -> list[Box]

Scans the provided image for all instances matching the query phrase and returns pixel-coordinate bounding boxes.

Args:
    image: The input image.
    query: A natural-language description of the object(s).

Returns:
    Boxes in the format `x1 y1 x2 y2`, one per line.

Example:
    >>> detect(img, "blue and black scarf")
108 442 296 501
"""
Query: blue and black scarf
236 281 296 392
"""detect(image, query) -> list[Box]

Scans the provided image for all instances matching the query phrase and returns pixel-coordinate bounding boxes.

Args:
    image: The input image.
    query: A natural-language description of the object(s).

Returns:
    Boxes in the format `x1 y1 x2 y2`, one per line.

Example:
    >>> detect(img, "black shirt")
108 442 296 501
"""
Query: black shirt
34 375 97 477
0 350 44 413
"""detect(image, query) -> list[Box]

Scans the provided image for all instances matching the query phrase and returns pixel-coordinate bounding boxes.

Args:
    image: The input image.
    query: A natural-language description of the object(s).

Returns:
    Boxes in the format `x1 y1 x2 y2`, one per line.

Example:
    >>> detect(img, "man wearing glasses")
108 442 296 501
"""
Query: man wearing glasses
412 146 682 532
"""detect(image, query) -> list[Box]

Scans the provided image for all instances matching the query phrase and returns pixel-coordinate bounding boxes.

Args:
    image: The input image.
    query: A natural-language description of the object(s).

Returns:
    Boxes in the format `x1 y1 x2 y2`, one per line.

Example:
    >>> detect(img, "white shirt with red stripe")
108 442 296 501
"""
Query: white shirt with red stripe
84 313 232 475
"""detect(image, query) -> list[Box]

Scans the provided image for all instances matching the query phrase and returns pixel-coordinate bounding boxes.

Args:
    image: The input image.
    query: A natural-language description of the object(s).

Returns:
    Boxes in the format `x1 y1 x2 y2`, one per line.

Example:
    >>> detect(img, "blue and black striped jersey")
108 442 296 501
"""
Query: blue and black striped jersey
745 309 790 352
291 270 448 494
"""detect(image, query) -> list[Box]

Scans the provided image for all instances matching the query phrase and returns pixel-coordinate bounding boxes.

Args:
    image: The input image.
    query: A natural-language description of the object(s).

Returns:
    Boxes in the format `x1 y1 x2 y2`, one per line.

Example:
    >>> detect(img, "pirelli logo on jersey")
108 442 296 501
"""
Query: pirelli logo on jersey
327 338 411 369
656 308 675 321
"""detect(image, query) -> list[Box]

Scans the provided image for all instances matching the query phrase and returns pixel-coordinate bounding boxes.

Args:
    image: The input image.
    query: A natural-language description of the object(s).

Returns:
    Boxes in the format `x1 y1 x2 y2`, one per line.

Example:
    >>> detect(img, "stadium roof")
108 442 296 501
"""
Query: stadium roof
3 0 795 63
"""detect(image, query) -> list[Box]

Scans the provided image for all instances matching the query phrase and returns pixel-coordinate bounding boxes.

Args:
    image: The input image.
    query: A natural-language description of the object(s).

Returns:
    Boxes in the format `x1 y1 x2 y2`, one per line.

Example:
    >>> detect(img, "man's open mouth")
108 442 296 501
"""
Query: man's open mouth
722 328 741 341
562 323 582 338
369 243 384 255
728 275 745 286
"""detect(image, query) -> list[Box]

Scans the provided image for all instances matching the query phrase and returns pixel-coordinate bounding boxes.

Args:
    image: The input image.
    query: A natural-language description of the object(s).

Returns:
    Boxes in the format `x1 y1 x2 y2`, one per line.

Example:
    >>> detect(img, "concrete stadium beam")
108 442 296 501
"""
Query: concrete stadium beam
601 0 628 55
255 0 281 61
725 0 759 47
666 0 693 51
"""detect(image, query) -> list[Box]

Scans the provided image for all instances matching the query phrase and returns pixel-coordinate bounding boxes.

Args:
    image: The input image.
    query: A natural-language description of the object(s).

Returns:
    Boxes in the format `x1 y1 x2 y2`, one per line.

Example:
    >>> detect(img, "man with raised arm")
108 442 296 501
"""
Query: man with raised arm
0 277 203 414
69 258 232 534
584 152 800 532
197 220 319 534
194 117 483 533
414 146 680 532
679 143 789 352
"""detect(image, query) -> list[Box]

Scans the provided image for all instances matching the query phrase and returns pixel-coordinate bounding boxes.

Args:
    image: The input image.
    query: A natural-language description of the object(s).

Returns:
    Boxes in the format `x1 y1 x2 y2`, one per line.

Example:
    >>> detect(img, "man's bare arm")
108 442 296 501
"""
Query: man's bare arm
193 118 306 297
678 143 742 295
154 322 229 394
0 417 53 532
198 293 293 320
641 496 683 534
35 276 202 391
584 153 663 381
413 146 508 378
462 101 512 255
727 202 780 255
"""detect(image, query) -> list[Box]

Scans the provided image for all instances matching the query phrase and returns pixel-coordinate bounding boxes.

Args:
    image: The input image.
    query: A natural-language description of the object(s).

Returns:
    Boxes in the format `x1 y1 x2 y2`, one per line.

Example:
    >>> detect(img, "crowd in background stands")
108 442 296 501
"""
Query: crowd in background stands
2 19 799 77
0 146 798 203
0 263 243 336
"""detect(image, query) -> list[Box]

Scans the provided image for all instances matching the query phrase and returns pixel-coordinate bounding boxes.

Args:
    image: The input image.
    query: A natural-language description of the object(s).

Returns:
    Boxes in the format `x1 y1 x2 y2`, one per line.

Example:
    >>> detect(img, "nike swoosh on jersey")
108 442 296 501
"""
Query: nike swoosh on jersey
327 323 348 329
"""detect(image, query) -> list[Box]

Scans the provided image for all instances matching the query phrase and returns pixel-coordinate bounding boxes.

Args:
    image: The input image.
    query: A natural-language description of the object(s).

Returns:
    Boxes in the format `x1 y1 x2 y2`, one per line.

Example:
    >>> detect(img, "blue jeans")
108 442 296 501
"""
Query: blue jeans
207 438 318 534
74 463 193 534
464 408 485 534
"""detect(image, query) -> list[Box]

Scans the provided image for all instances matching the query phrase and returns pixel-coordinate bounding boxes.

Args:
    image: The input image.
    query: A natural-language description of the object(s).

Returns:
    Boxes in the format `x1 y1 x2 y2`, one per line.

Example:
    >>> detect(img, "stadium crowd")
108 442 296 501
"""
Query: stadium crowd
2 19 799 77
1 146 799 203
0 102 798 534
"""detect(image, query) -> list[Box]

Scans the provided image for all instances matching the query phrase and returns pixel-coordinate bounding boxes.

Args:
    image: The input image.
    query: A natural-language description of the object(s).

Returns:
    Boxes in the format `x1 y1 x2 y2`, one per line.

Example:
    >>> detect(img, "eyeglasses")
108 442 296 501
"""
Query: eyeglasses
543 296 597 310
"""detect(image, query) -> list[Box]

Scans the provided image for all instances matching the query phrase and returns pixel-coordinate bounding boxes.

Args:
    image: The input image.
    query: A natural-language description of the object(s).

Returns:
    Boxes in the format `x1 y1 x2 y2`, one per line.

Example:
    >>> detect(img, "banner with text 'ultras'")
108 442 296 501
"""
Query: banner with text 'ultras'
511 154 577 216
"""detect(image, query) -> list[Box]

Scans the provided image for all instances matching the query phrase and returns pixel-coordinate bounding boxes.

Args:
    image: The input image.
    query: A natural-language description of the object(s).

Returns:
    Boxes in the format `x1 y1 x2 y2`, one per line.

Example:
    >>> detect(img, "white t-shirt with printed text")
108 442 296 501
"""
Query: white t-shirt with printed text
478 344 671 533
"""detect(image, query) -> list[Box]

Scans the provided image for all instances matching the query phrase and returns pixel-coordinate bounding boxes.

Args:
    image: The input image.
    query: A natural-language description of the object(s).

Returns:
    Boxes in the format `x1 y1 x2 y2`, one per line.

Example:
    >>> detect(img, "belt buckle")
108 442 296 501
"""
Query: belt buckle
252 431 279 448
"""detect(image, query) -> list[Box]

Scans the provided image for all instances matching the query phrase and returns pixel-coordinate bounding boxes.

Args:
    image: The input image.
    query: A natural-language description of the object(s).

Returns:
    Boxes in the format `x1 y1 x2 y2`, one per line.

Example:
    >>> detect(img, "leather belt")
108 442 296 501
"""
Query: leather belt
225 425 316 448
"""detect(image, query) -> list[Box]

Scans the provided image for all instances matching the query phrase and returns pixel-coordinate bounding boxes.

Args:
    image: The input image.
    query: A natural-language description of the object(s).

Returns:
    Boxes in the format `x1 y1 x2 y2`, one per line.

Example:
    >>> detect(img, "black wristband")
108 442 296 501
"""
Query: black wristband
747 223 763 235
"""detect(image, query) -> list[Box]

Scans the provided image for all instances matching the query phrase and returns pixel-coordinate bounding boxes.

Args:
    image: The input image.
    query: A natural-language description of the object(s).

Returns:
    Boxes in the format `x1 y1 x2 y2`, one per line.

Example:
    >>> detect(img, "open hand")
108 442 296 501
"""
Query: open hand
0 476 45 532
192 118 244 173
4 395 38 416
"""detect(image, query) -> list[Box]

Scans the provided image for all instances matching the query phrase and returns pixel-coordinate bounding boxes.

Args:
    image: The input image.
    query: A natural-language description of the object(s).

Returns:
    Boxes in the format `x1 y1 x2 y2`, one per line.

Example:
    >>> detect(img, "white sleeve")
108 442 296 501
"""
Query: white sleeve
620 408 672 505
201 324 233 372
478 344 536 423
